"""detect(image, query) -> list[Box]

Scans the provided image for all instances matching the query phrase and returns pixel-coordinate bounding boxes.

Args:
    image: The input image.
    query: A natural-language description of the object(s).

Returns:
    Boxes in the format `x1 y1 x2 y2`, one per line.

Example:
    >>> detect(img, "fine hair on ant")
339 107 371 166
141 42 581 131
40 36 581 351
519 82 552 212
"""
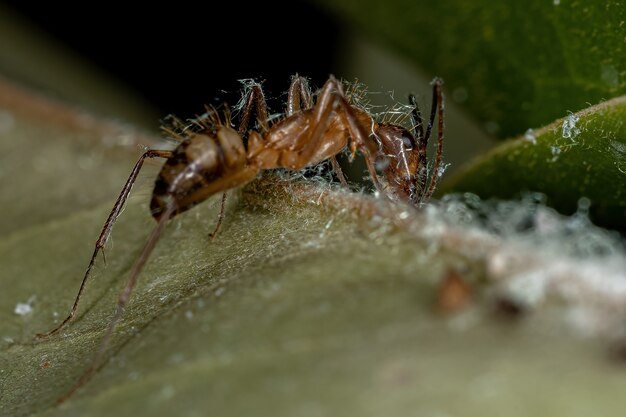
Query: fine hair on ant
36 74 445 402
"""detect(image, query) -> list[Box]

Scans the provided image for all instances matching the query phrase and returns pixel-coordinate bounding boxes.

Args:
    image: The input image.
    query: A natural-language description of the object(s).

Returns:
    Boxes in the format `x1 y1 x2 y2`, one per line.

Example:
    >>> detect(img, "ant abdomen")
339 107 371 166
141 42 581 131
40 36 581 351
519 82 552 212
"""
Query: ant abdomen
150 126 251 219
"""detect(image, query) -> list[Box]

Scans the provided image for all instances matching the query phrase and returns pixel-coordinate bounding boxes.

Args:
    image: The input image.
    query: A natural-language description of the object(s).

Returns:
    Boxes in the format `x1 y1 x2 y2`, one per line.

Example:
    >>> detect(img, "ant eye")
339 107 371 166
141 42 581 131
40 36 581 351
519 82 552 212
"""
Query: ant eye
402 136 415 148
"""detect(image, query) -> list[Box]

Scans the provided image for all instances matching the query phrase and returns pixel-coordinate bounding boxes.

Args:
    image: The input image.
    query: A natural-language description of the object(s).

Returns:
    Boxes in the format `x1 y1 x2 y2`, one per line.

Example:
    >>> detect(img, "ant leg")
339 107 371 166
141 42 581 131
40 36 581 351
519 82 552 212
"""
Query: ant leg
322 78 383 194
160 115 189 142
291 80 342 164
237 81 269 135
409 94 429 196
58 202 176 403
36 149 173 340
329 156 349 188
287 75 348 188
409 94 425 141
421 79 445 202
287 74 313 115
207 81 268 239
292 76 383 193
207 192 227 240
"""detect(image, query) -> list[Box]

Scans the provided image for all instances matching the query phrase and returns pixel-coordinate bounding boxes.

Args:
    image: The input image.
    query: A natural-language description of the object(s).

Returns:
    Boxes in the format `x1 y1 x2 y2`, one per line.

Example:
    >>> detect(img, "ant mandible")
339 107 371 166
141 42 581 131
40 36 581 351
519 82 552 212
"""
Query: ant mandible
36 74 444 402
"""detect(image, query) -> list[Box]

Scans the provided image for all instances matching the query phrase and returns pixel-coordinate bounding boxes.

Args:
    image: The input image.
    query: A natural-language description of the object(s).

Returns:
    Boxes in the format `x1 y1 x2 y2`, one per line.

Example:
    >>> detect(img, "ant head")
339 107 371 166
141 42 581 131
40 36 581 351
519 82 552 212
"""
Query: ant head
375 124 418 165
375 123 420 201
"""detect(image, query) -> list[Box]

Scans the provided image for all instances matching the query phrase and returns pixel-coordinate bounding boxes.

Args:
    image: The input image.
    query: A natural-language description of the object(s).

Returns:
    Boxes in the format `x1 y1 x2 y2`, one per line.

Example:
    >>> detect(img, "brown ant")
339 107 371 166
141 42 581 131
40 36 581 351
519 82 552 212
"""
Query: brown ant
35 75 444 402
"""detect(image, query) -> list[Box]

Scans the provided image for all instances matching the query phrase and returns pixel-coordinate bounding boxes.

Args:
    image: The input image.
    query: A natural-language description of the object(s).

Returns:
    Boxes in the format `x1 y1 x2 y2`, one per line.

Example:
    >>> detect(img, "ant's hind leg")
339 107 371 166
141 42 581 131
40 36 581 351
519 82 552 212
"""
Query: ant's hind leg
58 202 176 403
35 149 173 340
287 74 313 115
237 81 270 135
208 192 227 240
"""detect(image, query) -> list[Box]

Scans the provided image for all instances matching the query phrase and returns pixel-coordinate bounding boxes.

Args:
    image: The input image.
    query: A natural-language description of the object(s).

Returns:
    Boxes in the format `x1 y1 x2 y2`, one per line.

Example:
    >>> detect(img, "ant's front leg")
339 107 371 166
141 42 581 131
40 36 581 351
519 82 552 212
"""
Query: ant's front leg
318 77 384 194
289 76 382 193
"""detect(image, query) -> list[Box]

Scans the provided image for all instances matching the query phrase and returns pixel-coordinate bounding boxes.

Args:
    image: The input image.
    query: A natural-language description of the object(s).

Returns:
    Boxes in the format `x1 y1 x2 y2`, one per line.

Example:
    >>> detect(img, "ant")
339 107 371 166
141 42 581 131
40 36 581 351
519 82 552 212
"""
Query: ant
35 74 444 402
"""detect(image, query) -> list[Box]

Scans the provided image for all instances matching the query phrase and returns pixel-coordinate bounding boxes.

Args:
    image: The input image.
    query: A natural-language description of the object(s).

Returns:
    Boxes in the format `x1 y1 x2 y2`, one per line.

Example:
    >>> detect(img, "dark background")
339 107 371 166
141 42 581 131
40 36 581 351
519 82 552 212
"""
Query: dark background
0 3 495 181
3 1 341 118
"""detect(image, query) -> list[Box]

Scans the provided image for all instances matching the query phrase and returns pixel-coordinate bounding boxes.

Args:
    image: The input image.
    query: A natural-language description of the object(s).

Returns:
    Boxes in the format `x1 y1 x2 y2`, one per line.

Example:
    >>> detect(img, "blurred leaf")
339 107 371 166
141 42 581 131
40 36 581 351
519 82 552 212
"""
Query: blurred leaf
319 0 626 138
0 78 158 236
440 95 626 230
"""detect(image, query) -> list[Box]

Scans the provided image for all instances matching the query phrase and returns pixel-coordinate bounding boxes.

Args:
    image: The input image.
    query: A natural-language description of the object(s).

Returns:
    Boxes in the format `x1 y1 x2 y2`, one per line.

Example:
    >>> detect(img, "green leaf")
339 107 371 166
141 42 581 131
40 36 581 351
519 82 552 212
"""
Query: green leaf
0 80 158 237
439 95 626 230
3 81 626 417
319 0 626 138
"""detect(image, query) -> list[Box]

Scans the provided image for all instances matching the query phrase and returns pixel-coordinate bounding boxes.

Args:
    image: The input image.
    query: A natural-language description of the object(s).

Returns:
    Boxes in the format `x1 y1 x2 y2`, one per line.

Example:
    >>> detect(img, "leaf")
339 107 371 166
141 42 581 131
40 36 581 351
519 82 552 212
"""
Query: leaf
3 80 626 417
439 95 626 230
319 0 626 138
0 79 158 237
